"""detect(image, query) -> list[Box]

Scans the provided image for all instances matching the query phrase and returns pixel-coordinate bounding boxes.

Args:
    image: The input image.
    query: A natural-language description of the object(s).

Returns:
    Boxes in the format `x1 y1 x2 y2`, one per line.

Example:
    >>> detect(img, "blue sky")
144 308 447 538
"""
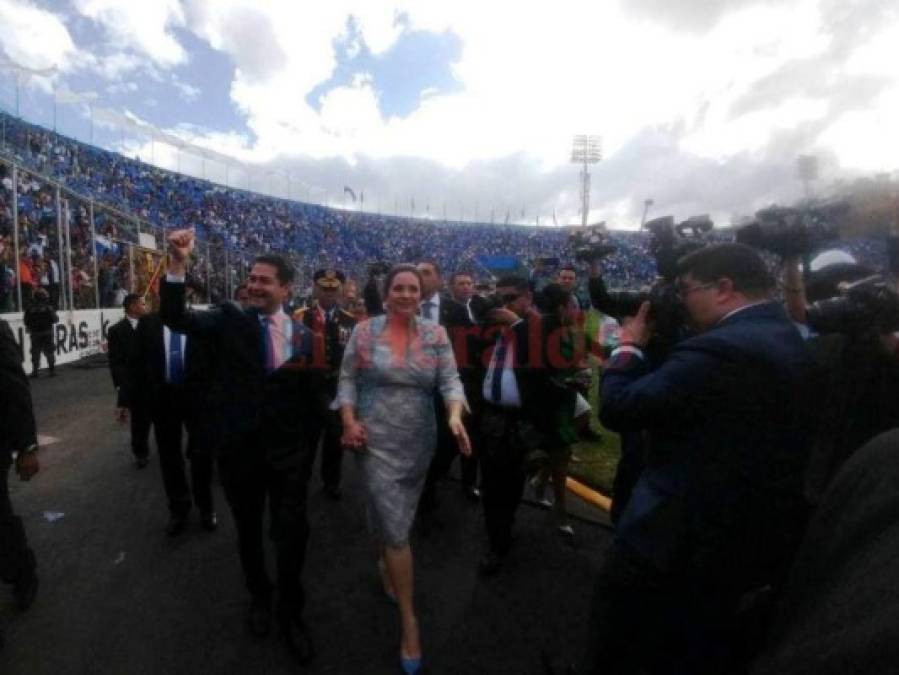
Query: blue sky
1 0 898 227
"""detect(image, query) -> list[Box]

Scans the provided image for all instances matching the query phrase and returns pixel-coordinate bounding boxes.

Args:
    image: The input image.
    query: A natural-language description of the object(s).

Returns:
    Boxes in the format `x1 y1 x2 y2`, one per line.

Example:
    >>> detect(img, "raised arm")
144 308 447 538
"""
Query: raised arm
160 229 224 337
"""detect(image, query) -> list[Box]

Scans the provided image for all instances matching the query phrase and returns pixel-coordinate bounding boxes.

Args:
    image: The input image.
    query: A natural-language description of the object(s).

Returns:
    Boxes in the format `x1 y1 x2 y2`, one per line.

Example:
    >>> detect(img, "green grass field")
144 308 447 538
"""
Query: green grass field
565 310 621 497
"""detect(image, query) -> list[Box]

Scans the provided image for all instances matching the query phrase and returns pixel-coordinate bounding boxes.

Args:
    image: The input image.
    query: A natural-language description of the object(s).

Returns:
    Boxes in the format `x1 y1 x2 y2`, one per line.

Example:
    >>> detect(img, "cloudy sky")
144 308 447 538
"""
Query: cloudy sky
1 0 897 228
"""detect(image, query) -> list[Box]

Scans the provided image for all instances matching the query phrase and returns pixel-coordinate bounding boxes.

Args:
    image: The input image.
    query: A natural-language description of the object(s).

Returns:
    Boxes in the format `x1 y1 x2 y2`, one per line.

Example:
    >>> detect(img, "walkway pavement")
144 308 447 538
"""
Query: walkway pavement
1 364 613 674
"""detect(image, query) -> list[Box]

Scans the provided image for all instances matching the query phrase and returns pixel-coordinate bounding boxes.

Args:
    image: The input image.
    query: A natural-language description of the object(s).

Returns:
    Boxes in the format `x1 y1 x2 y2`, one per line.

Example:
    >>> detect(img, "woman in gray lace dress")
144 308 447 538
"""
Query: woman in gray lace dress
338 264 470 674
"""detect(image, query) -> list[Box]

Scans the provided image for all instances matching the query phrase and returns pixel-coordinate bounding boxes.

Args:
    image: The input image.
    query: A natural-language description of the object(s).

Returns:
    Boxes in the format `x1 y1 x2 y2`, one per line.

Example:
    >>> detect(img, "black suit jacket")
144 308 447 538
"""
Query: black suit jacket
0 319 36 461
125 313 212 407
108 317 137 407
159 280 323 463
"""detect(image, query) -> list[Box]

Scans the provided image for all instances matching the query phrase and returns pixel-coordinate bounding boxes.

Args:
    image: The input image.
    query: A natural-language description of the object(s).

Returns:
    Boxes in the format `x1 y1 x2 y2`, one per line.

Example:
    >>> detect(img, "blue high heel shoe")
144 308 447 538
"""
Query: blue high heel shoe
400 655 423 674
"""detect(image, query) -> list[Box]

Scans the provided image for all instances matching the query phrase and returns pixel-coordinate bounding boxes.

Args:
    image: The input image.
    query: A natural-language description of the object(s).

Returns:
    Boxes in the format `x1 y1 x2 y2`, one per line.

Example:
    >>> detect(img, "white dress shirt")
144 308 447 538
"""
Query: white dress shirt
163 325 188 384
482 328 522 408
420 292 441 322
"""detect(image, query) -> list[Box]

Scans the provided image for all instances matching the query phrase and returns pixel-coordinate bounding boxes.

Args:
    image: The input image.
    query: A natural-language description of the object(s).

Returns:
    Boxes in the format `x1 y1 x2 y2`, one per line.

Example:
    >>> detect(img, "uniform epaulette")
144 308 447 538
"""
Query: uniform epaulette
339 309 355 320
292 308 308 320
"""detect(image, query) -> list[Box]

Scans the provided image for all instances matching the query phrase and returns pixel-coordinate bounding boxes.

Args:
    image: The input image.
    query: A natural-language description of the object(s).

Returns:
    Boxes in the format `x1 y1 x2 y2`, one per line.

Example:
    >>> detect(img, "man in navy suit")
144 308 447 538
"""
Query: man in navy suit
161 230 321 664
581 244 813 675
126 311 216 536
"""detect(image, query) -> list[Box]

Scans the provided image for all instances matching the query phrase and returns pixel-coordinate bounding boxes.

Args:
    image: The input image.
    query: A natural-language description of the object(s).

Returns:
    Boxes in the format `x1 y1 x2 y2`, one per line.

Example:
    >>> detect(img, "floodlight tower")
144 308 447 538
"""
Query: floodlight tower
571 135 602 227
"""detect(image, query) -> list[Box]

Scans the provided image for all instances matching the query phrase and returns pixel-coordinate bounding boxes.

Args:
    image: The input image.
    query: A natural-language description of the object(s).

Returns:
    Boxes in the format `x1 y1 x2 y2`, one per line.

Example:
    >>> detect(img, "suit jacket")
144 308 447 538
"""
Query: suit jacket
480 315 575 449
752 430 899 675
159 280 323 463
108 317 137 407
0 319 36 461
433 294 472 330
600 301 813 585
125 313 212 408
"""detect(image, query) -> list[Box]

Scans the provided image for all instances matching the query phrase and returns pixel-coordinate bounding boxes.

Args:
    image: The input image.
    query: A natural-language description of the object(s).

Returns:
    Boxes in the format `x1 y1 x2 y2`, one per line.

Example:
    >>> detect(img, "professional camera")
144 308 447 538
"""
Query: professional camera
646 215 711 281
735 202 846 258
806 275 899 335
367 261 391 277
569 224 617 263
595 214 713 354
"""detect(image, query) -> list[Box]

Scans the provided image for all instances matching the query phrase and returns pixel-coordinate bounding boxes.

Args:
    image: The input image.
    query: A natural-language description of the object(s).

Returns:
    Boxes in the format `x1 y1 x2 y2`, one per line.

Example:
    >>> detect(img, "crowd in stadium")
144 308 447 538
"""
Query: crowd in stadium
1 109 893 318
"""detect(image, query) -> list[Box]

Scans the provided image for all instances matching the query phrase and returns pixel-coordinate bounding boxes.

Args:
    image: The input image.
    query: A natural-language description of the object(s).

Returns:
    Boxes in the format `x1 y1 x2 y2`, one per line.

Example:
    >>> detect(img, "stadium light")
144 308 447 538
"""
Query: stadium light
571 135 602 227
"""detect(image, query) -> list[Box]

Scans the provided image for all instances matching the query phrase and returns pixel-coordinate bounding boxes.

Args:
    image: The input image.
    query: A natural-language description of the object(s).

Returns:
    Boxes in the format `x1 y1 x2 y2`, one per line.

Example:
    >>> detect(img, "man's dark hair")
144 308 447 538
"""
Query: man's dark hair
559 265 577 275
677 243 773 296
495 275 529 293
122 293 142 312
449 271 473 285
417 258 442 277
539 283 573 314
253 254 294 285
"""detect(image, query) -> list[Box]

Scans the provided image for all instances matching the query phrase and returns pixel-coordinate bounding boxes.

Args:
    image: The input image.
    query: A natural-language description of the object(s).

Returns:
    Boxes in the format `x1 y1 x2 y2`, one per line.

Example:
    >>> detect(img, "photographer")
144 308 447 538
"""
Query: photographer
778 252 899 502
581 243 813 675
585 220 701 523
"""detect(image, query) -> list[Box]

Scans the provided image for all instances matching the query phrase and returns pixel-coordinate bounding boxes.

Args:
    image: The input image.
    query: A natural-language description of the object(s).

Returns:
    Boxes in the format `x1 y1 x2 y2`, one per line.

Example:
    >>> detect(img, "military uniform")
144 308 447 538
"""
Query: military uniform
22 291 58 377
293 269 356 497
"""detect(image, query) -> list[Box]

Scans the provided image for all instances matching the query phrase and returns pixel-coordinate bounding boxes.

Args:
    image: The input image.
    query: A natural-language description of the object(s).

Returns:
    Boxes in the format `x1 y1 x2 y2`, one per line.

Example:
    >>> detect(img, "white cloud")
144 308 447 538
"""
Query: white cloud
11 0 899 227
0 0 85 71
73 0 187 68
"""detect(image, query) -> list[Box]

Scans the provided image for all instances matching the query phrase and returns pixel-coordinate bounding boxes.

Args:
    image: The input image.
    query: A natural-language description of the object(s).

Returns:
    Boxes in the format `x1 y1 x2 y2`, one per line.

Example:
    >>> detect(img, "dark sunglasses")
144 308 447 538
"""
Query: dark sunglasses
499 293 521 304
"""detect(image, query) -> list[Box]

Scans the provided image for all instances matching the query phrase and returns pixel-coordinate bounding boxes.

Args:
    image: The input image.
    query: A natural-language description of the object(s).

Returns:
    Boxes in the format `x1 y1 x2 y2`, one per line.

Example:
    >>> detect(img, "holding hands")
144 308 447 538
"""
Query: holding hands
341 418 367 453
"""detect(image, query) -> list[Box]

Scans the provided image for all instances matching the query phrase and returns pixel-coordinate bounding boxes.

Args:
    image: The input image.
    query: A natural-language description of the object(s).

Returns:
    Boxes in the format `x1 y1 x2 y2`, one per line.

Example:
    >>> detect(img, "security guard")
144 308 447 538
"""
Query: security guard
293 269 356 499
22 288 58 377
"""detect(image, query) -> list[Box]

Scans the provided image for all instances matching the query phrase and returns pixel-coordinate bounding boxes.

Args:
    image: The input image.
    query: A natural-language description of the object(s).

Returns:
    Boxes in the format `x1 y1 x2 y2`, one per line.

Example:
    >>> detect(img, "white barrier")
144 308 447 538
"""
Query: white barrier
2 308 124 374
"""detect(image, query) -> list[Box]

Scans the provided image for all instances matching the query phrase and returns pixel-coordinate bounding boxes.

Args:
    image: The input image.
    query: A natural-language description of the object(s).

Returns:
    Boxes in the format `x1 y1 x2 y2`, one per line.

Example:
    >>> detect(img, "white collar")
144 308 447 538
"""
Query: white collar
718 300 769 324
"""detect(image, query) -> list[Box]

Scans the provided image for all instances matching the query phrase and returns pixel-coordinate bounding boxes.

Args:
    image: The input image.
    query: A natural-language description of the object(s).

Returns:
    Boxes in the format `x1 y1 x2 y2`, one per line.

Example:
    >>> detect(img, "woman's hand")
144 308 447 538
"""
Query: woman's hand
449 416 472 456
341 419 367 452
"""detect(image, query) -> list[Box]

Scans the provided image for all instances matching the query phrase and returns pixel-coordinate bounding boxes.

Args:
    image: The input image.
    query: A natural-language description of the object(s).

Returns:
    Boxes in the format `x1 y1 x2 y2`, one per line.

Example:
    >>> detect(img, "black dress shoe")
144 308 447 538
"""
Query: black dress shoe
247 596 272 637
166 514 188 537
200 511 218 531
13 570 39 611
280 616 314 664
135 456 149 469
477 552 503 577
323 484 342 500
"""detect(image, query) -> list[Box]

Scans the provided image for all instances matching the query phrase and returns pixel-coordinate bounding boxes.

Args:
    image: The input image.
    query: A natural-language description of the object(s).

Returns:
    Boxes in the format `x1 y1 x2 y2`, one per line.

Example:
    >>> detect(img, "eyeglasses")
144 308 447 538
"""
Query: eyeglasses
499 293 521 304
676 282 715 299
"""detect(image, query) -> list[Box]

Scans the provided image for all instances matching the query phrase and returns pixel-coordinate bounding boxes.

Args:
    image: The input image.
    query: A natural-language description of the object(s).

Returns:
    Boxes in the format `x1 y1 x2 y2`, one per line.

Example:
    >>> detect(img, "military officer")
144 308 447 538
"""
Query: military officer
293 269 356 499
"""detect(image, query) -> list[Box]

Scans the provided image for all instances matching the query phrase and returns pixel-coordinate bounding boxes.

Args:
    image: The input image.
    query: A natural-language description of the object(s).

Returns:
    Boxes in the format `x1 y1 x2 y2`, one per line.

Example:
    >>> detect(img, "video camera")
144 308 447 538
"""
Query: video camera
600 215 712 320
569 223 617 263
806 275 899 335
735 202 847 258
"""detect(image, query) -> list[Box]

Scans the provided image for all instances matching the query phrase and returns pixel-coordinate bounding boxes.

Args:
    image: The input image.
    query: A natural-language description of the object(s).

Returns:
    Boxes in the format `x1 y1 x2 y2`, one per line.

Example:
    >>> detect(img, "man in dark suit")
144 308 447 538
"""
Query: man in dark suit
477 276 574 576
581 244 813 675
107 293 150 468
161 229 321 664
417 260 480 515
127 311 216 535
293 268 356 499
0 318 40 651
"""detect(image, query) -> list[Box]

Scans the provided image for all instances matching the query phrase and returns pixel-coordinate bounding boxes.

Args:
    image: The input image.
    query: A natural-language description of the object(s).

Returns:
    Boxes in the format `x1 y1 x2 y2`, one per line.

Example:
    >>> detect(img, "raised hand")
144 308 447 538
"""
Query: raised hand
167 228 195 261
